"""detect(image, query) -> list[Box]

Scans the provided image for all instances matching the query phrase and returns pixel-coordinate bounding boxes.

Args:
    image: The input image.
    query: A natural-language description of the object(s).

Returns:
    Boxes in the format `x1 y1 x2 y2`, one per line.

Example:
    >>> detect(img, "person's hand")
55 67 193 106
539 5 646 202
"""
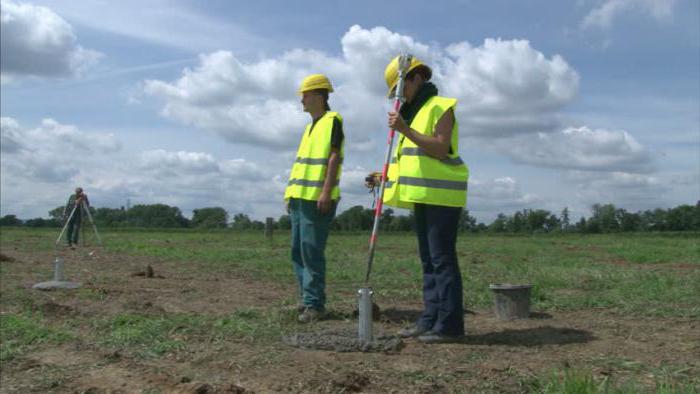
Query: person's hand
365 171 382 189
317 191 331 214
388 111 409 134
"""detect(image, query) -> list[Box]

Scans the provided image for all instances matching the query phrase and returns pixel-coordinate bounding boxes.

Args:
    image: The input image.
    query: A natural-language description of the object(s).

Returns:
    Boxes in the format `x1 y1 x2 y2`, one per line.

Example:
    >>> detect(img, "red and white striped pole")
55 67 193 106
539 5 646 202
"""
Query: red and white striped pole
364 54 413 284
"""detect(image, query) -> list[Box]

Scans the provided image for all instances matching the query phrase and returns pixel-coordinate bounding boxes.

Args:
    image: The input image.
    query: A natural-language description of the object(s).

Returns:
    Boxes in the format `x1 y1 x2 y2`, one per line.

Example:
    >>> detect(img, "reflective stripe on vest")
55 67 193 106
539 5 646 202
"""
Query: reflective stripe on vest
287 179 339 188
399 147 464 165
294 157 344 165
383 96 469 209
284 111 344 201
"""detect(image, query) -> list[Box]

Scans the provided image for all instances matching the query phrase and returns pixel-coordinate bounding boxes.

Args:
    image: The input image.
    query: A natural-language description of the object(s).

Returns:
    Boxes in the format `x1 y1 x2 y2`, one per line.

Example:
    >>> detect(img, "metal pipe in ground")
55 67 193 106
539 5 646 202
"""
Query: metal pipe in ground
357 287 373 344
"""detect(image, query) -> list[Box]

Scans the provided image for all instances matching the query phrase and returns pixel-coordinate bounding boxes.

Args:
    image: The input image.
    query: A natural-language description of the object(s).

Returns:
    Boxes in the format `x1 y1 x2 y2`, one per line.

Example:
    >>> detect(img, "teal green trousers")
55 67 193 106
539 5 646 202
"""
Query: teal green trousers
289 198 336 310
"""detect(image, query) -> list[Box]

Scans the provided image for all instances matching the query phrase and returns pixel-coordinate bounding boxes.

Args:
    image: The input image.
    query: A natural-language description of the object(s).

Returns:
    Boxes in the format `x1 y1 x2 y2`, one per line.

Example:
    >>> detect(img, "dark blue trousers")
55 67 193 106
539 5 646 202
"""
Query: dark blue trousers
414 203 465 336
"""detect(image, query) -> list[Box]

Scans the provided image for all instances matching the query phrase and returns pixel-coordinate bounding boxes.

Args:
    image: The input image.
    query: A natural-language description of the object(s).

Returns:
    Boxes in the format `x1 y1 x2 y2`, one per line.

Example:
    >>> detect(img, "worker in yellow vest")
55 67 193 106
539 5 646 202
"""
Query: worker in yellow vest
284 74 344 323
369 56 469 343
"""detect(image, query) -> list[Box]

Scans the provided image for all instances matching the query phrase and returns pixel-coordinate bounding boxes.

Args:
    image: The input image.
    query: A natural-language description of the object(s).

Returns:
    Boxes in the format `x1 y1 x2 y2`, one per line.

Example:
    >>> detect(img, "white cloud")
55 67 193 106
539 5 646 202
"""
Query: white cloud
0 117 23 153
468 177 544 212
0 0 101 81
501 126 654 173
139 150 220 175
0 117 121 183
34 0 272 54
581 0 677 30
566 170 669 211
0 117 285 219
143 25 579 151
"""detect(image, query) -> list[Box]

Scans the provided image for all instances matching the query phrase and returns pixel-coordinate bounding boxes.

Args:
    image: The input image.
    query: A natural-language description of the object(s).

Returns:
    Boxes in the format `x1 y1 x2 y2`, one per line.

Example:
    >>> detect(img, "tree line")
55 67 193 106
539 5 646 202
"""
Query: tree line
1 202 698 233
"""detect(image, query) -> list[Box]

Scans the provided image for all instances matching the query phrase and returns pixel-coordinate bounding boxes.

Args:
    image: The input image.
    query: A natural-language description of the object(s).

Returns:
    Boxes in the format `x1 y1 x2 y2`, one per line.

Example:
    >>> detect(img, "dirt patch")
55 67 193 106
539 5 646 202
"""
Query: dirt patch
32 301 75 316
0 252 16 262
330 371 371 392
283 328 404 353
2 237 699 393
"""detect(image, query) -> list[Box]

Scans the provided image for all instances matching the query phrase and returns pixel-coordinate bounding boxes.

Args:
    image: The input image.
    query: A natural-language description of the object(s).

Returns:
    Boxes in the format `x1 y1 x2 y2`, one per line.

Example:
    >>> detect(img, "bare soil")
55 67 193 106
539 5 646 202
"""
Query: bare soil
1 244 698 393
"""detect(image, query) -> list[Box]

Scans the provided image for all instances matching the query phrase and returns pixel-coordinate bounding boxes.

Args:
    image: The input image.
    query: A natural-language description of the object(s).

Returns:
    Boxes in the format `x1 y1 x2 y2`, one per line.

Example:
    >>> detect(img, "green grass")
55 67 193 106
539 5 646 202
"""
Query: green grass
524 368 699 394
2 228 699 318
90 308 297 358
1 228 698 391
0 313 73 362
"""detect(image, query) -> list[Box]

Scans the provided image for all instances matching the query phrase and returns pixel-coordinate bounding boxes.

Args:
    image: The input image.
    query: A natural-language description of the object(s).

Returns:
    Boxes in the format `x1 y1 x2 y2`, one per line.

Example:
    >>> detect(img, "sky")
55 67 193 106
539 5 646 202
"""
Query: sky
1 0 698 223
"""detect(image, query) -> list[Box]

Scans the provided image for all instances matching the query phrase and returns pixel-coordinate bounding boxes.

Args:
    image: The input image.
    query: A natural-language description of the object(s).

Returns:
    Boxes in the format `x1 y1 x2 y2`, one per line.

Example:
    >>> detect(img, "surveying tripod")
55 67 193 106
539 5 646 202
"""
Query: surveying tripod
55 199 102 247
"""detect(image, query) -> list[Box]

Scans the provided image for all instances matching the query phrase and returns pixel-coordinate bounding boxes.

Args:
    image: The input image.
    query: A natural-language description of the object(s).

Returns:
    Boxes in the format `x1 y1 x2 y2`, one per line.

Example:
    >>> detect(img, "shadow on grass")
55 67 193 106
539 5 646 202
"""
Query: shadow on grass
465 326 595 347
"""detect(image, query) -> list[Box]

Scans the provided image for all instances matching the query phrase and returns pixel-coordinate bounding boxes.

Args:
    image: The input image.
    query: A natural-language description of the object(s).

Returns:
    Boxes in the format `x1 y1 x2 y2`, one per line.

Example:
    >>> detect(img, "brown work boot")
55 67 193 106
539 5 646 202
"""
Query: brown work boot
297 307 324 323
398 325 431 338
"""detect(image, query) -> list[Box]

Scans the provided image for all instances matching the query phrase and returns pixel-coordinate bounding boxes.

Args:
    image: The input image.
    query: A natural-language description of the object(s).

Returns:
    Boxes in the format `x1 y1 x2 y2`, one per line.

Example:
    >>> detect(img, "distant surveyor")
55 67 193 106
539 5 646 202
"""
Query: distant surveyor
63 187 89 248
284 74 344 323
367 56 469 343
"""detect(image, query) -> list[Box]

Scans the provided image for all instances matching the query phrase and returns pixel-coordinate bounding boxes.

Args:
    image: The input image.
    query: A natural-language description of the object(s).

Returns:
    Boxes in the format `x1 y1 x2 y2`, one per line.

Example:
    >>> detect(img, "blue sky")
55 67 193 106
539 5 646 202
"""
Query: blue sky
1 0 698 222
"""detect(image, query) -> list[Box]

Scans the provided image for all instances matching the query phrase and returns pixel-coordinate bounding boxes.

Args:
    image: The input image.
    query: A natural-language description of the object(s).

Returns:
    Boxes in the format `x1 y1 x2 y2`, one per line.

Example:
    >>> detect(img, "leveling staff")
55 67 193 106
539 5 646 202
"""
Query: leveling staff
369 56 469 343
284 74 344 324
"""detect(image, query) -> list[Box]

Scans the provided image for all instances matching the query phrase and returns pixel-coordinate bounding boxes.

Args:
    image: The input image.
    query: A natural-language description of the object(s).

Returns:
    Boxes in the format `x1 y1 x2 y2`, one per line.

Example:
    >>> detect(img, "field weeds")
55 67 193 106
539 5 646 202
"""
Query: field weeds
1 227 698 392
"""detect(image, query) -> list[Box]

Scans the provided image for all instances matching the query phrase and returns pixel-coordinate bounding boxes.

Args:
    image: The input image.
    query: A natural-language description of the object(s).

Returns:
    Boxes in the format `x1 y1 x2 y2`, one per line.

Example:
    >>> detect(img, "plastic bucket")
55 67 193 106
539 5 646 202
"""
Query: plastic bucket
489 283 533 320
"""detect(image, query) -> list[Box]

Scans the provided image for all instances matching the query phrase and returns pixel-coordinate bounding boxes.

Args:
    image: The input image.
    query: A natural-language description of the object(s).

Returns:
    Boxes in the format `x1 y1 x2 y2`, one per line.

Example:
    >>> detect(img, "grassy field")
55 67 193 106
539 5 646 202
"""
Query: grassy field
1 227 698 393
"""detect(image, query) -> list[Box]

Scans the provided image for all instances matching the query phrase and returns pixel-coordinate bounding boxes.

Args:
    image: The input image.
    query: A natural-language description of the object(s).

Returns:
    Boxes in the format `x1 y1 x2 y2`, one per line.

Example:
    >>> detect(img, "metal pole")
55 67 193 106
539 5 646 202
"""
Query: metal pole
358 287 374 343
55 204 78 247
82 200 102 246
364 53 413 284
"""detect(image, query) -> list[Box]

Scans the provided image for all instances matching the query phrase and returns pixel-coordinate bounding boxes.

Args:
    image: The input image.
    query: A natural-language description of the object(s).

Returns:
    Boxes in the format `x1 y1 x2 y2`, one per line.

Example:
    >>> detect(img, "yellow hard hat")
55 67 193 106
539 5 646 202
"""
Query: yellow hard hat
384 55 431 97
298 74 334 95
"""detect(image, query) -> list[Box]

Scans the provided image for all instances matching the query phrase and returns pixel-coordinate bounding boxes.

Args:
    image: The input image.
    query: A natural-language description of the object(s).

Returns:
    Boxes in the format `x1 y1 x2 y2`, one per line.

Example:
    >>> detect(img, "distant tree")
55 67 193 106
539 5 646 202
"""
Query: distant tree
379 208 394 230
489 213 507 233
192 207 228 228
560 207 570 231
639 208 668 231
458 210 478 232
250 220 265 231
49 205 66 222
24 217 60 227
619 211 641 232
231 213 252 230
0 215 22 226
93 207 127 227
666 204 699 231
588 204 622 233
575 217 587 232
332 205 373 231
277 214 291 230
127 204 189 227
387 211 414 232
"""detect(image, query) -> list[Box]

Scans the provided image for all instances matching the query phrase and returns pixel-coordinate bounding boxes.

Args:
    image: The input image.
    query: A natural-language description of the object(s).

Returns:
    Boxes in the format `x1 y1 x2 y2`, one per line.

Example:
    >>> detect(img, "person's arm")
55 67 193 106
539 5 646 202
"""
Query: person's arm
318 149 340 214
387 108 454 160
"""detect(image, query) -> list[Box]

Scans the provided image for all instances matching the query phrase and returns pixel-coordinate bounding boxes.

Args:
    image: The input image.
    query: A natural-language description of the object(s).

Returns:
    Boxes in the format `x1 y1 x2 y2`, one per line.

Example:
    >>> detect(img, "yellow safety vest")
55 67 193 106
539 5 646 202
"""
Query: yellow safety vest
384 96 469 209
284 111 344 201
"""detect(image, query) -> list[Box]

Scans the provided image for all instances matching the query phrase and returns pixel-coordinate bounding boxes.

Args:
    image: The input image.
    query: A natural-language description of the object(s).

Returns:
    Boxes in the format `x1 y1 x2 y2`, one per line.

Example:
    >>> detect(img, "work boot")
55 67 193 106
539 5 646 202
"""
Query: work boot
417 331 465 344
398 324 431 338
298 307 324 323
